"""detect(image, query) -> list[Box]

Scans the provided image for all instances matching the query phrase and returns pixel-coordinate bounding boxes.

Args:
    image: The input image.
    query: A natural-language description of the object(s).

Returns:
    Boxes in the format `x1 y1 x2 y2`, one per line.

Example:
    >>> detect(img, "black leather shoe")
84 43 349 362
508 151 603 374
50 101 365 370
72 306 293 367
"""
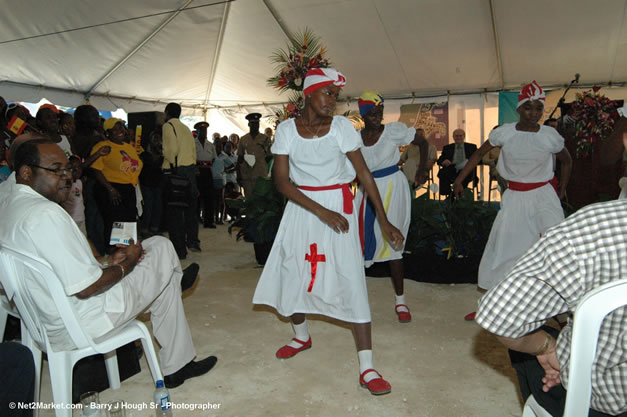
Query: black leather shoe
164 356 217 388
187 244 201 253
181 263 199 292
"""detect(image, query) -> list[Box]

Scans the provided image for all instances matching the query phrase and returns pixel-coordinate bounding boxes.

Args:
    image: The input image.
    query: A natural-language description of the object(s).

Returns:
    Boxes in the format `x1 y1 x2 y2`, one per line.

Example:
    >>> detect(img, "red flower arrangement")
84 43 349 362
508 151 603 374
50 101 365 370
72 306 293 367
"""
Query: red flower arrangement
570 87 619 158
267 28 331 93
271 94 304 129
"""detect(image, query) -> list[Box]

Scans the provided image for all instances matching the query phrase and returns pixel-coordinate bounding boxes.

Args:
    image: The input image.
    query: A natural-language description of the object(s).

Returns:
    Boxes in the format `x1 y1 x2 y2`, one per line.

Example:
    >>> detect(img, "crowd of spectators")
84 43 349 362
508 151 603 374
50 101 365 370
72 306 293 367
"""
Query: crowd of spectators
0 98 257 259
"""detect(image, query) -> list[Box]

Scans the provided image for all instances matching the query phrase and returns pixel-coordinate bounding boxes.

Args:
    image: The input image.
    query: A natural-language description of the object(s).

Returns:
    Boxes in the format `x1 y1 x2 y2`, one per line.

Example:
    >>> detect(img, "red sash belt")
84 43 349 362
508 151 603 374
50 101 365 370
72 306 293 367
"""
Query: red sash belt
507 180 548 191
508 175 559 195
298 183 353 214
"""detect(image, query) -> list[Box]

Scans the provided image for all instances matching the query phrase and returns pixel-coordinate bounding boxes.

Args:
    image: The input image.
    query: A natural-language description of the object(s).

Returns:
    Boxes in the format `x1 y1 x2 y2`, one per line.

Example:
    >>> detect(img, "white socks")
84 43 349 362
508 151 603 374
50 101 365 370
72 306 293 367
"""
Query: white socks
358 350 378 383
287 320 310 348
395 294 409 313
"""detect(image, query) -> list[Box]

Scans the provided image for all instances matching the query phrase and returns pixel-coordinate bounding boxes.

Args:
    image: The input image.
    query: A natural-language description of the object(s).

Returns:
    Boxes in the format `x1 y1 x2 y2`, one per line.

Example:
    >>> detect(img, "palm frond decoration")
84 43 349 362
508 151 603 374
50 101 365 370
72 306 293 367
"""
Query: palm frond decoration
267 27 331 93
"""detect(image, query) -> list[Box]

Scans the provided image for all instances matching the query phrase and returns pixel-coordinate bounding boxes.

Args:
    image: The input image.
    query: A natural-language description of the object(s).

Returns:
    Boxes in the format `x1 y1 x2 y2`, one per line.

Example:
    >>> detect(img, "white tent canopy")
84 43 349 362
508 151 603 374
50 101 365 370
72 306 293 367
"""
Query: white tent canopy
1 0 626 132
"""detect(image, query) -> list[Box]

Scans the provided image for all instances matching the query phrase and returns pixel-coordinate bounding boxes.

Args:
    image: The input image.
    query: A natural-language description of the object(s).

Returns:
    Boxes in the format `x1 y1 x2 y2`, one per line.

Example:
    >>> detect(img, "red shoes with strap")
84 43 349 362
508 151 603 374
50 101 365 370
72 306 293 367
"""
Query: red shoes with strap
359 369 391 395
275 337 312 359
464 311 476 321
395 304 412 323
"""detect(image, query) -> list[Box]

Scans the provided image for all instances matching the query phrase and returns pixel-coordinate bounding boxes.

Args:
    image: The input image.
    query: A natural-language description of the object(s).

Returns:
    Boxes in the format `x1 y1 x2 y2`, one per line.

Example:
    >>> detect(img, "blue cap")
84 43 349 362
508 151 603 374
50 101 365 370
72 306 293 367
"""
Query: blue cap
156 380 164 388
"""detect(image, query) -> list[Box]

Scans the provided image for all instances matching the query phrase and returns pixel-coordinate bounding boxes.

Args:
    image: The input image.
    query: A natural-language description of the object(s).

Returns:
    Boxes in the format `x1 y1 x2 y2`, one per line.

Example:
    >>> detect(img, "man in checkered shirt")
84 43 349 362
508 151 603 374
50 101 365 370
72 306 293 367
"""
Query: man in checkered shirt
476 199 626 416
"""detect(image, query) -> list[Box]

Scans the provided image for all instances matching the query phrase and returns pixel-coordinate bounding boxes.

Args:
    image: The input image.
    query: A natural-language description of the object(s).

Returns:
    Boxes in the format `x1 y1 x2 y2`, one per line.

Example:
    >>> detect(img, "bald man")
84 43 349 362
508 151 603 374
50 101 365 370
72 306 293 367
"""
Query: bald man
437 129 477 196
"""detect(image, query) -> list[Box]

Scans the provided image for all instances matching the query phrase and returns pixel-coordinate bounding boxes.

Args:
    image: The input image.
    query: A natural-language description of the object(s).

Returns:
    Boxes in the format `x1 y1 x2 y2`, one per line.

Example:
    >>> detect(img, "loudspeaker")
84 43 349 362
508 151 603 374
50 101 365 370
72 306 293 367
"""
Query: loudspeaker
127 111 165 149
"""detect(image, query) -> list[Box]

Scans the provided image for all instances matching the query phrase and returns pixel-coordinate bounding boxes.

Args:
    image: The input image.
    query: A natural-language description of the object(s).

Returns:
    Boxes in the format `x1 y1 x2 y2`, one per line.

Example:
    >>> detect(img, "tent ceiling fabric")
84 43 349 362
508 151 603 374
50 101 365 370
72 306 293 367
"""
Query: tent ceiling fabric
1 0 626 115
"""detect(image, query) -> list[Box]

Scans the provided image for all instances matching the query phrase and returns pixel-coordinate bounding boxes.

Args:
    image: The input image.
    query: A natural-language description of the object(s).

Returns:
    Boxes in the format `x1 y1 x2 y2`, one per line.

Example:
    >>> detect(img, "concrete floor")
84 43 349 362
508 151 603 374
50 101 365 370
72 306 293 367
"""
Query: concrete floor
35 225 524 417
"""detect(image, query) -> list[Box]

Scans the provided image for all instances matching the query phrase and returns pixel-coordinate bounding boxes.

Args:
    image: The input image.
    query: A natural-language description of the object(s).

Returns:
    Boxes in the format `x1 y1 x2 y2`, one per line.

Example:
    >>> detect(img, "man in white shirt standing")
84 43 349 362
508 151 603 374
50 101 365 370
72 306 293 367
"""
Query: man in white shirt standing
194 121 217 228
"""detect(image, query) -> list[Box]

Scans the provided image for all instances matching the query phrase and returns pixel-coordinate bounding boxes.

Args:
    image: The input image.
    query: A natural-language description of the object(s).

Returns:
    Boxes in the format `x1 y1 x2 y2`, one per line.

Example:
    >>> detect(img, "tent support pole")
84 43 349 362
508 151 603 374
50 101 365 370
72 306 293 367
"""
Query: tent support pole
85 0 195 98
489 0 504 89
203 1 231 112
262 0 292 40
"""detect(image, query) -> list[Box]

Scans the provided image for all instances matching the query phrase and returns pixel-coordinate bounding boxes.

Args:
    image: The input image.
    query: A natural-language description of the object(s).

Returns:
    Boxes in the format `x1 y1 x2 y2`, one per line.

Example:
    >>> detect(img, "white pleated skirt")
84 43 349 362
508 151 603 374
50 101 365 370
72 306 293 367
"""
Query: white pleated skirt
252 187 371 323
355 171 411 268
478 184 564 290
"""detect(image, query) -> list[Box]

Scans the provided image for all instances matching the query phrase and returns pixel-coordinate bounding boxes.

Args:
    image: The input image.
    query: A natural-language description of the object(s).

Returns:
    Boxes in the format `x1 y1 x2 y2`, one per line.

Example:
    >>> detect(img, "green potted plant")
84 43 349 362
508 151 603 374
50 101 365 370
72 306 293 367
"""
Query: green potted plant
227 176 286 265
401 189 498 283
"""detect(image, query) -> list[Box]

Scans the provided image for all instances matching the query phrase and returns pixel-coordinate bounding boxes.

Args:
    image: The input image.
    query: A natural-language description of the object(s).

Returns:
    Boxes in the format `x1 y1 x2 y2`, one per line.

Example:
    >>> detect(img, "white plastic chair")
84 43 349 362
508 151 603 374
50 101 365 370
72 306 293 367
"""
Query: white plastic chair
0 291 43 416
0 244 163 417
0 287 21 341
522 278 627 417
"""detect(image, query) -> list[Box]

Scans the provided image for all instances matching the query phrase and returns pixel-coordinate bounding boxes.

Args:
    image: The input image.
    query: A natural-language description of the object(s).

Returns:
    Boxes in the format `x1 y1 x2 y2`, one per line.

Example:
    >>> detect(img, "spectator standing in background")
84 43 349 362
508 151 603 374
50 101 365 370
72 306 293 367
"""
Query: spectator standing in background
195 121 217 229
139 130 165 237
400 128 436 189
237 113 271 198
162 103 201 258
36 105 72 158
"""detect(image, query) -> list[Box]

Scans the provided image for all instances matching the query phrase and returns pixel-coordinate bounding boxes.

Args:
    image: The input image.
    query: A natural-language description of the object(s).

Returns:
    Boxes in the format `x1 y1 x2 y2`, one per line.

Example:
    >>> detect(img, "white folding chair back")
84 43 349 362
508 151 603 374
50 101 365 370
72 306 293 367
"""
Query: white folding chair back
522 278 627 417
0 244 163 417
0 288 21 341
521 394 552 417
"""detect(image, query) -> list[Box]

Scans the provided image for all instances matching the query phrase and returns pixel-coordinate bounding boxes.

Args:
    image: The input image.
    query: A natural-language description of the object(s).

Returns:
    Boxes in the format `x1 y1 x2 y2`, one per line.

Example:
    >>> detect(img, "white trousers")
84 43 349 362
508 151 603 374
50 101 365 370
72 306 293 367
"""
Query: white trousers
103 236 196 375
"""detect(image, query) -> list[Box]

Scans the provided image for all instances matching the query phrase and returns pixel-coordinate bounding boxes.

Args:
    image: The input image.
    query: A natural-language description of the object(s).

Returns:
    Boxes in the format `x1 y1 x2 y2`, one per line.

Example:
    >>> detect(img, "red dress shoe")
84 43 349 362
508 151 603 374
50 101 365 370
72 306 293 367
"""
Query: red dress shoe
464 311 476 321
395 304 412 323
275 337 312 359
359 369 391 395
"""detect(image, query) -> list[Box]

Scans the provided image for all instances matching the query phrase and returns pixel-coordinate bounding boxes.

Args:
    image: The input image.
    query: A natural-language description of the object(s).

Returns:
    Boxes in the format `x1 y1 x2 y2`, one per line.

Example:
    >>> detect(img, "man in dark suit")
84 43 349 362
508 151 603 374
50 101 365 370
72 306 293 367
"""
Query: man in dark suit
437 128 477 196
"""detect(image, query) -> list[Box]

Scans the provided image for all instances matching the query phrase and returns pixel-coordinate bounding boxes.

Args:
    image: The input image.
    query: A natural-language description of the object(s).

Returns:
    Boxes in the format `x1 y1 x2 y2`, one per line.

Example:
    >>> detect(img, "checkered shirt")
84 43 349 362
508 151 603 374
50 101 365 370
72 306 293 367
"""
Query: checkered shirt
476 199 627 416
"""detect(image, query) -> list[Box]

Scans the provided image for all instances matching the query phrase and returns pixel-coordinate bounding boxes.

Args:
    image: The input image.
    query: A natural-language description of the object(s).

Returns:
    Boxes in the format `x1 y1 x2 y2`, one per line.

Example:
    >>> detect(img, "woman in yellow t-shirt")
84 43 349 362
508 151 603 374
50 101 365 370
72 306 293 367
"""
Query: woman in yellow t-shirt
91 118 143 249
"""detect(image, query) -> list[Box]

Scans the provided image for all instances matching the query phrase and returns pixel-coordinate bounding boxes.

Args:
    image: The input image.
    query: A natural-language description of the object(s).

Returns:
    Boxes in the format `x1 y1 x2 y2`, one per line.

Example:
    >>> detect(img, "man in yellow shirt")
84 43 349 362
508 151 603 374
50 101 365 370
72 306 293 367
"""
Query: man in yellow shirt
162 103 200 259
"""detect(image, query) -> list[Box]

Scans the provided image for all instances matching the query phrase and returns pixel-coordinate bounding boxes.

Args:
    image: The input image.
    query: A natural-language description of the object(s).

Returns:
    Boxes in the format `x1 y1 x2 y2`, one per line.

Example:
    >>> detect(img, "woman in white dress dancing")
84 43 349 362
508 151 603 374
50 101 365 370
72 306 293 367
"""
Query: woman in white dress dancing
355 90 429 323
253 68 404 395
453 81 572 316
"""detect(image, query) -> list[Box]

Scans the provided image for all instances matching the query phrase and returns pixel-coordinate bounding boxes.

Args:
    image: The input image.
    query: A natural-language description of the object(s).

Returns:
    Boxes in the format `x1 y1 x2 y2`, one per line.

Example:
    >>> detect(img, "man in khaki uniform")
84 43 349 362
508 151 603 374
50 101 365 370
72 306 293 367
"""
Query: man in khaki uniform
237 113 271 198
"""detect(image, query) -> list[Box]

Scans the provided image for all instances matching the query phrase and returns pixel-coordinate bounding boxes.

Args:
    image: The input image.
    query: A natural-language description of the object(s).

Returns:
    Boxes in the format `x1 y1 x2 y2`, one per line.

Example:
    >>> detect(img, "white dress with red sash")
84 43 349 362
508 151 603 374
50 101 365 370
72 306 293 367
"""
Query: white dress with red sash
355 122 413 267
252 116 371 323
478 123 564 290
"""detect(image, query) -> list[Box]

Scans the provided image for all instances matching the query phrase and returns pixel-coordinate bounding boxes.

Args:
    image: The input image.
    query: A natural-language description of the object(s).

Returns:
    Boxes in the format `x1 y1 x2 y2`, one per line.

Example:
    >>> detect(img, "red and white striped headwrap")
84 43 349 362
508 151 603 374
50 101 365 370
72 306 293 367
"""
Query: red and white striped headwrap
303 68 347 97
518 80 545 108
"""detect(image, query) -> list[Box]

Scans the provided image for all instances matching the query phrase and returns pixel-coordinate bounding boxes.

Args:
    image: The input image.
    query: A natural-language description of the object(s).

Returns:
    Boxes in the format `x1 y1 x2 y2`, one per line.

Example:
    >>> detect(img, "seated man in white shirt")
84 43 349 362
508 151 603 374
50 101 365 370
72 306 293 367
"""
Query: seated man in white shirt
0 139 216 389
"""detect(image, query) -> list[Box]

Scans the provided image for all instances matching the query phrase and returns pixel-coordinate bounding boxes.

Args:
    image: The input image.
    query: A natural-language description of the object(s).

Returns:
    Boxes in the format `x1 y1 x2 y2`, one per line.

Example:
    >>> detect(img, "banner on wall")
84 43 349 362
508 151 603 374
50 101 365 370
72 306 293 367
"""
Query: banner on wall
498 92 519 125
398 102 449 150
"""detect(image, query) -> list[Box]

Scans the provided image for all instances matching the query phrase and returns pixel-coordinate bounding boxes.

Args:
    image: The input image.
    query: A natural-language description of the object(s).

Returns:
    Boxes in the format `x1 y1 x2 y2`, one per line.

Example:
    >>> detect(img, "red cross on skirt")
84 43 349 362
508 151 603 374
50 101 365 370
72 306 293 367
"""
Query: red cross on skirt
305 243 326 292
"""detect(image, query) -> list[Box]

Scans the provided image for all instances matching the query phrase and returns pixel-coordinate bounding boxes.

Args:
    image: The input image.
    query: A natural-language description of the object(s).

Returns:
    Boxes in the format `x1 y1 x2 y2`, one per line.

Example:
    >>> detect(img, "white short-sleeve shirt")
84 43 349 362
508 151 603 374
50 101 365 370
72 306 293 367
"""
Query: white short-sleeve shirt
0 173 121 349
489 123 564 182
271 116 361 186
360 122 415 171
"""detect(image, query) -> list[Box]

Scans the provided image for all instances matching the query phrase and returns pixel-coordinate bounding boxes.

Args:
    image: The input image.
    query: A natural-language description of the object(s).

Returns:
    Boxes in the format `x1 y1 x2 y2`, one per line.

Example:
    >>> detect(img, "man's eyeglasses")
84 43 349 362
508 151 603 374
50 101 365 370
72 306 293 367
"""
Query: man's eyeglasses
29 164 74 177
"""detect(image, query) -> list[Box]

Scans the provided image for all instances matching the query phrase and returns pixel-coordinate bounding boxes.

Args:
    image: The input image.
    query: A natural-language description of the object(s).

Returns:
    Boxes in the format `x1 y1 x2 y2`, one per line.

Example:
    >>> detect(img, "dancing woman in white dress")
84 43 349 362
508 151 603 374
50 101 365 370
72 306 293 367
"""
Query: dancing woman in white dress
355 90 429 323
453 81 572 297
253 69 404 395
